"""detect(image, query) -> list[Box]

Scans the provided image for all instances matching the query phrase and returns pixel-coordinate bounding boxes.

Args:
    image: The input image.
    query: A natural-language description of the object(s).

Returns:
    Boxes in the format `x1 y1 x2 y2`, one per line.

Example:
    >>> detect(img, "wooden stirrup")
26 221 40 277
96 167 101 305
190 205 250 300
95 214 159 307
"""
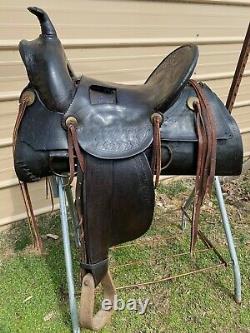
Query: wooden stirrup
79 270 116 331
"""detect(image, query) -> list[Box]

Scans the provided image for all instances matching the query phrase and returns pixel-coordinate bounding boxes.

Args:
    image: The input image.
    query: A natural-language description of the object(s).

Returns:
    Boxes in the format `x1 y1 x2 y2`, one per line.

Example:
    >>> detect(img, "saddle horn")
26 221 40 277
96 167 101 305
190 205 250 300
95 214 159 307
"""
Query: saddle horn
19 7 76 112
28 7 57 37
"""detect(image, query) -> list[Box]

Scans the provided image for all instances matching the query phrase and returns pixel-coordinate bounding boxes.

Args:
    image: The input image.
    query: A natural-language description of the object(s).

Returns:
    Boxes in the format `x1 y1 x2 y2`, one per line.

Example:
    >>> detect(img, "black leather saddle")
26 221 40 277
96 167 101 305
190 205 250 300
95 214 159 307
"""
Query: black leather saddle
18 7 198 159
13 7 243 331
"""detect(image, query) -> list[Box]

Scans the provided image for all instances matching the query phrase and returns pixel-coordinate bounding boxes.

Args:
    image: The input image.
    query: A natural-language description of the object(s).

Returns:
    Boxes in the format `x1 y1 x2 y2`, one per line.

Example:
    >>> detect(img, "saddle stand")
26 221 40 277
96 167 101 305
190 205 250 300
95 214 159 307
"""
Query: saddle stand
53 175 241 333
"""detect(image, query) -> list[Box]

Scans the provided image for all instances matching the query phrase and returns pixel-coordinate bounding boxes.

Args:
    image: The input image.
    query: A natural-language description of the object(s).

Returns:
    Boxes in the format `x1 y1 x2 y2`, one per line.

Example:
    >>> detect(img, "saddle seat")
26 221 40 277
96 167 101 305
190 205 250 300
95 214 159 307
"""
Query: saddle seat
65 44 198 159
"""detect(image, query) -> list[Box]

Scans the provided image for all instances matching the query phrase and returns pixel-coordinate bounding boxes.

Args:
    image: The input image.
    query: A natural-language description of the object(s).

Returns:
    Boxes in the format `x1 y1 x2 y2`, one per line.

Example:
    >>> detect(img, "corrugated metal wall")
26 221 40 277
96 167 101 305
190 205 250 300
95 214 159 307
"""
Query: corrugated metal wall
0 0 249 226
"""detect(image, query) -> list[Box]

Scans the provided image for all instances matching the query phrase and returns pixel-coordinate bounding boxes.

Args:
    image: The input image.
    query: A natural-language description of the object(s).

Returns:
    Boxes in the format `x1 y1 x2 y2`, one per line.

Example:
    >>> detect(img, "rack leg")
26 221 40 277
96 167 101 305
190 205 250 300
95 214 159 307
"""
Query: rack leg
57 177 81 333
214 176 242 304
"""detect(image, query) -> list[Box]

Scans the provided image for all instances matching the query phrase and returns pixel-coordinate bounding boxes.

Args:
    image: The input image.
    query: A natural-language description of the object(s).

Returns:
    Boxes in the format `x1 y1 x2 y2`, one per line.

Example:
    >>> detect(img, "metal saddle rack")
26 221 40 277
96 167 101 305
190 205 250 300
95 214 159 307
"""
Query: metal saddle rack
53 175 241 333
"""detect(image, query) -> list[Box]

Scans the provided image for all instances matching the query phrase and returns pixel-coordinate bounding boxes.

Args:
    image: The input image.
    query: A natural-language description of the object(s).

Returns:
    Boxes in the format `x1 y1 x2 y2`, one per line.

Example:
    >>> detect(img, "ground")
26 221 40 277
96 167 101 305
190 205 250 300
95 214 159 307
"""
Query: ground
0 172 249 333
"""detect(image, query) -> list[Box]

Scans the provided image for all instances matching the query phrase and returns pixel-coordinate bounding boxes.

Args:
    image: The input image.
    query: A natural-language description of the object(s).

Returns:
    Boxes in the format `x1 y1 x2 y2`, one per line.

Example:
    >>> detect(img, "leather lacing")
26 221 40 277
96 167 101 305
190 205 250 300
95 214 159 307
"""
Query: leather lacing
189 80 217 253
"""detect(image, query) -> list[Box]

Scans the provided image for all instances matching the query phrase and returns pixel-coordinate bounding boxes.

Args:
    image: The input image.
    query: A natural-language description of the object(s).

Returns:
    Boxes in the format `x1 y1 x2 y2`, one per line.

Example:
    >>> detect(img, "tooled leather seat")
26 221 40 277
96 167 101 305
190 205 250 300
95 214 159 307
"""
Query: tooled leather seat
63 44 198 159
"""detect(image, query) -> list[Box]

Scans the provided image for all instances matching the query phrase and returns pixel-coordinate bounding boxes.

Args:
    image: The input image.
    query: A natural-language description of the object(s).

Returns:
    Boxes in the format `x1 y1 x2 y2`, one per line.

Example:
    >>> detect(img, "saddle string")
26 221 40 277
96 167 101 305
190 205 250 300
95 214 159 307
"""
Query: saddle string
151 112 163 187
18 181 35 244
66 122 86 279
13 97 43 253
67 129 76 186
189 80 217 253
21 182 43 252
191 80 217 194
66 123 85 186
75 170 87 281
199 90 217 195
45 176 55 212
191 100 207 251
13 98 28 149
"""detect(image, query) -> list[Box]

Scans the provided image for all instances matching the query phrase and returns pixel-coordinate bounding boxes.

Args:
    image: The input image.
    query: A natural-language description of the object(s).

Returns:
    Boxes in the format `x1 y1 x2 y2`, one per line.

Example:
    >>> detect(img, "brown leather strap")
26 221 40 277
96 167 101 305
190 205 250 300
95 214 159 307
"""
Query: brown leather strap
13 97 43 253
189 80 217 253
191 102 205 250
66 123 85 185
19 182 43 253
151 113 163 187
191 80 217 194
66 122 86 278
75 169 86 281
67 129 76 185
68 124 85 172
45 177 55 212
13 99 28 150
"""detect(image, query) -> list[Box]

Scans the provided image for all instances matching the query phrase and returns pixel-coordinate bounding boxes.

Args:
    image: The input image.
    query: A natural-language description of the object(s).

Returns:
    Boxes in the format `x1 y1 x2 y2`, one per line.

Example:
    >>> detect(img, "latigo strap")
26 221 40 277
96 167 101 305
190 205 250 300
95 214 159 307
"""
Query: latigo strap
13 93 43 253
151 112 164 187
188 80 217 253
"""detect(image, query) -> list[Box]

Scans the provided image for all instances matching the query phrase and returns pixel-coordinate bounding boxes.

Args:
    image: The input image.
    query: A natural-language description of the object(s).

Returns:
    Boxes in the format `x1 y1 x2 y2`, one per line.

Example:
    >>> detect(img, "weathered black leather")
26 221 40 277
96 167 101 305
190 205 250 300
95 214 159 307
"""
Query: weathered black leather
160 83 243 176
14 7 243 286
63 53 198 159
15 80 243 180
19 7 76 112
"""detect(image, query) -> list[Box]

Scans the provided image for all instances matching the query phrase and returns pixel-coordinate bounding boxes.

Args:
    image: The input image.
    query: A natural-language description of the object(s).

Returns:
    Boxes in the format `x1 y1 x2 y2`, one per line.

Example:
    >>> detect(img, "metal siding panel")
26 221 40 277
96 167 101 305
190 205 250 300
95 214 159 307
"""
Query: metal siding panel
0 181 57 226
0 1 249 39
242 133 250 157
0 146 16 184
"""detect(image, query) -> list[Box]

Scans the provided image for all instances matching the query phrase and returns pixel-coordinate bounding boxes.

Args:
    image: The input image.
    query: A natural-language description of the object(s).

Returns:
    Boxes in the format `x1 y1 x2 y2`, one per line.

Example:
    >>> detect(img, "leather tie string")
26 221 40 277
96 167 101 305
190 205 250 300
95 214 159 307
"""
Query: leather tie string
151 112 163 188
65 119 86 282
66 118 85 185
188 80 217 253
13 98 28 150
13 95 43 253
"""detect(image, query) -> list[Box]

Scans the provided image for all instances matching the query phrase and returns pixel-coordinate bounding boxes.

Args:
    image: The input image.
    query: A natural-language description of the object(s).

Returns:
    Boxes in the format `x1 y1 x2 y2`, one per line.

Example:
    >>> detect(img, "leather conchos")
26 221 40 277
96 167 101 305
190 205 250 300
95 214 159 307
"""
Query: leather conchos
161 84 233 142
160 83 243 176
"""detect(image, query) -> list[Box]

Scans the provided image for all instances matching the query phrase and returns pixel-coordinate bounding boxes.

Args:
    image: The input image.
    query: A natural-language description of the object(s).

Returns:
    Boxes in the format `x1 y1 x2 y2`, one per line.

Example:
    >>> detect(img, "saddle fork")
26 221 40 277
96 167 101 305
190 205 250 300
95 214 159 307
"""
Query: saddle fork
79 270 116 330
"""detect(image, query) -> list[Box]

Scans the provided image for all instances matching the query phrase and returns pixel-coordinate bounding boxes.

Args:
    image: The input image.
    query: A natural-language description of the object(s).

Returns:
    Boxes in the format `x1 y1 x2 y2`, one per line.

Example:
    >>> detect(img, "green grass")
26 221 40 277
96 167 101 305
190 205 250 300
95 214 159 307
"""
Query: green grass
0 177 250 333
157 179 189 199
